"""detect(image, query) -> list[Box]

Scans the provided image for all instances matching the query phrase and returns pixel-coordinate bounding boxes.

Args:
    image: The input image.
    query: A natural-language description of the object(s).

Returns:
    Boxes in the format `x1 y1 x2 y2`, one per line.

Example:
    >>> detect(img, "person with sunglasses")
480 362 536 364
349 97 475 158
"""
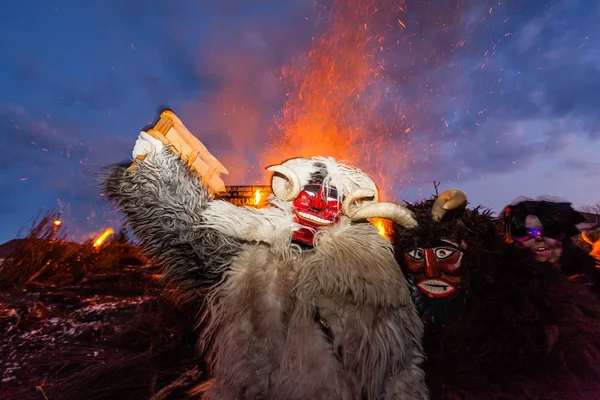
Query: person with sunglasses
500 197 599 291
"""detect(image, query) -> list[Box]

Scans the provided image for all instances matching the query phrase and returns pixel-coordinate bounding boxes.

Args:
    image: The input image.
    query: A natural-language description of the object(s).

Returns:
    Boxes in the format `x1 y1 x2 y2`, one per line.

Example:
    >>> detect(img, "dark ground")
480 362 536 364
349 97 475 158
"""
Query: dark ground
0 213 205 400
0 264 204 400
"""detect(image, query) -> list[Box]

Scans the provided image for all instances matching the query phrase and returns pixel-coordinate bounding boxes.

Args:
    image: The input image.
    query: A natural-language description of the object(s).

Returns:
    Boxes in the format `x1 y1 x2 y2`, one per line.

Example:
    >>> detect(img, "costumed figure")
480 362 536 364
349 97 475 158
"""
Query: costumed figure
500 197 600 292
392 189 600 399
102 111 428 400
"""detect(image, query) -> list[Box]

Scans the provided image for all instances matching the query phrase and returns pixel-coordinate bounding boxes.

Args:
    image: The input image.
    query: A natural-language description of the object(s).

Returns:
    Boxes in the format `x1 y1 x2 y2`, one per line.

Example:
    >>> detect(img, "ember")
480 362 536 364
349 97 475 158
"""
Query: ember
93 227 114 249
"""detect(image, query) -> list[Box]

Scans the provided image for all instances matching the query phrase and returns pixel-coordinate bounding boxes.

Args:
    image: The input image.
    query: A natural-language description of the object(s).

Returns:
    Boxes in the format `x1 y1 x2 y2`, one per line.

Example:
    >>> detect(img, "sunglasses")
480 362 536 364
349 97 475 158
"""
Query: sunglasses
511 227 565 242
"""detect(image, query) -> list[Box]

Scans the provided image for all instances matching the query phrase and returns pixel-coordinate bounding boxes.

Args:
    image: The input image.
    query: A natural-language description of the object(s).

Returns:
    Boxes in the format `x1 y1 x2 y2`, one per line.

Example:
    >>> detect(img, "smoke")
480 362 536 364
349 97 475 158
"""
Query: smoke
177 0 317 185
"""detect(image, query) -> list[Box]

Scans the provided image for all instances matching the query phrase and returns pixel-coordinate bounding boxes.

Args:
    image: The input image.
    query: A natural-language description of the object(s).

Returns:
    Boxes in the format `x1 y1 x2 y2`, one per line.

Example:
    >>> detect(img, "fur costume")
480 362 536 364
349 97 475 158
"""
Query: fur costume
102 135 428 400
392 191 600 399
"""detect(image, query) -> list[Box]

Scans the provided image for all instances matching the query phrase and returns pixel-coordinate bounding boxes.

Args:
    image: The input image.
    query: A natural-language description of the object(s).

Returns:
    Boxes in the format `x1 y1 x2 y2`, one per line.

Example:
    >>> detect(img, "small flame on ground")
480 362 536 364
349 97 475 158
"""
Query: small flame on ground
369 218 392 240
93 227 115 248
582 232 600 263
254 189 262 205
53 220 62 226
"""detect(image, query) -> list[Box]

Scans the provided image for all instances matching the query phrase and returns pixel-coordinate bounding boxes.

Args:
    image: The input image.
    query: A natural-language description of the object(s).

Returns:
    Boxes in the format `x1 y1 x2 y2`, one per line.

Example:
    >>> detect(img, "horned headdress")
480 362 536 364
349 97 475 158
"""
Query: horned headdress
267 156 418 228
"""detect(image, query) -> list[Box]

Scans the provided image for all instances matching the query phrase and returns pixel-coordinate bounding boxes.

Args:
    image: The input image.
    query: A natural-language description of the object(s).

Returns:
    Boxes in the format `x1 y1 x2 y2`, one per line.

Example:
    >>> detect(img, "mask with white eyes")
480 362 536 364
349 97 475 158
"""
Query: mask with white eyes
403 239 466 299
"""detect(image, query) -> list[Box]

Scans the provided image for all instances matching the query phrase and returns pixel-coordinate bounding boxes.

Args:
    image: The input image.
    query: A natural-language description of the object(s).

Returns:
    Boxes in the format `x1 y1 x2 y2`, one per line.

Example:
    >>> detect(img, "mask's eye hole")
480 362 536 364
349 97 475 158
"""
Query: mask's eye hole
406 248 424 260
434 248 456 259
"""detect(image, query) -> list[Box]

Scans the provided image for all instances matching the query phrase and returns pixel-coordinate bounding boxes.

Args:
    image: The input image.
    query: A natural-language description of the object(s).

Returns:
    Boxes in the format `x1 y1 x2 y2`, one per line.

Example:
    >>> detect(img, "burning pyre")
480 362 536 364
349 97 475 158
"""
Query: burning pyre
257 0 421 237
266 0 414 201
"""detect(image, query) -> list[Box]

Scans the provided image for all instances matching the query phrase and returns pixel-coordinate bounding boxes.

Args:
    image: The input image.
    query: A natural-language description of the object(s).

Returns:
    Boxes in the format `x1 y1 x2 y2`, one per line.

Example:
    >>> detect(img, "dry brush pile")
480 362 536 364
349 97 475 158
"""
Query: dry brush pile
0 211 205 400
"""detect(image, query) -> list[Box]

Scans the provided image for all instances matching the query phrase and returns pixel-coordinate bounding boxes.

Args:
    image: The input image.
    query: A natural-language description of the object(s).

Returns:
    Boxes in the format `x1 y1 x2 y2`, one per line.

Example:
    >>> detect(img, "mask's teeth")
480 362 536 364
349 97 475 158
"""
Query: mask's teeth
298 211 332 225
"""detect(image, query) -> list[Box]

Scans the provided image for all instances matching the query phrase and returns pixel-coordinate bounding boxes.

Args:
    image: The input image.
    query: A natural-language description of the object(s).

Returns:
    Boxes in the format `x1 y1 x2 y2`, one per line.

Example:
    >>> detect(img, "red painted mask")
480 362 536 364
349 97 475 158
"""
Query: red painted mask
292 183 341 247
403 239 465 299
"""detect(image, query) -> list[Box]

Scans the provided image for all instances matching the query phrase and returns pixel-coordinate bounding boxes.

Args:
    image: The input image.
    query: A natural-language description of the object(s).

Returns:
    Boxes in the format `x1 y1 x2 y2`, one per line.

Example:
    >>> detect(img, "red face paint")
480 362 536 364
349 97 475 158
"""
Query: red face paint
291 183 341 247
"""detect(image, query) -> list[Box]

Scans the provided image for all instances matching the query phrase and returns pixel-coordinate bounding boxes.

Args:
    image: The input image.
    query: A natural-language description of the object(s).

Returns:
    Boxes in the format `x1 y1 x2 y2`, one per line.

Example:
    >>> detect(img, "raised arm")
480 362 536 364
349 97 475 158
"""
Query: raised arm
103 132 242 301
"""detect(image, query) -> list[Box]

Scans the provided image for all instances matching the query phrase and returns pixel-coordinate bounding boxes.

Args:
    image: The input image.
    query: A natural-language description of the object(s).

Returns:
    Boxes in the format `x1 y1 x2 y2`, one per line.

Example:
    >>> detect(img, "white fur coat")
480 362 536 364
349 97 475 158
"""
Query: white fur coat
103 149 428 400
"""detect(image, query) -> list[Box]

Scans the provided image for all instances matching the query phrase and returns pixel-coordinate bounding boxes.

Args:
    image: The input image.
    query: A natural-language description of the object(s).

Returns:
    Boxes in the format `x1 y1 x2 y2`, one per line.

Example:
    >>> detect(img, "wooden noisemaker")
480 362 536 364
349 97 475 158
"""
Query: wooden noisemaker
131 110 229 194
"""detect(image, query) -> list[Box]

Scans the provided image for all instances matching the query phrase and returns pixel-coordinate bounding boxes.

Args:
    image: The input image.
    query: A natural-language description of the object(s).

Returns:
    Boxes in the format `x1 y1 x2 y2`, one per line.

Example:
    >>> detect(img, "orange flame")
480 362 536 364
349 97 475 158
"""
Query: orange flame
264 0 407 200
93 227 115 248
53 219 62 226
582 232 600 264
370 218 392 241
254 189 262 206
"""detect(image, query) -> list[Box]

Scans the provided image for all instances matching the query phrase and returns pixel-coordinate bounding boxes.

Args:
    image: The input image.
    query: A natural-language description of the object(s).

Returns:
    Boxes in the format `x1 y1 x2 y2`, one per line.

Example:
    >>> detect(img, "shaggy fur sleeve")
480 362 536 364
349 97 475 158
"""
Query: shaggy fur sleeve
423 252 600 399
102 148 242 301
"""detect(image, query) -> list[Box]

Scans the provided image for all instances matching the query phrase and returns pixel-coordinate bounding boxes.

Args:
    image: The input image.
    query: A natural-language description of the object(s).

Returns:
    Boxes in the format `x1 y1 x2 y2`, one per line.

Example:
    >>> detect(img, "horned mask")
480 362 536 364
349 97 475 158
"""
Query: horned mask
393 189 472 325
267 157 417 246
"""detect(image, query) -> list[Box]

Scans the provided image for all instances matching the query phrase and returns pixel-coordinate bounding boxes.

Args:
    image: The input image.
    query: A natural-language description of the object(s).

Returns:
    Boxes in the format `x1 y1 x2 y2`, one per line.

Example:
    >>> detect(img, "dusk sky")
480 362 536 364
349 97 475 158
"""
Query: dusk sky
1 0 599 244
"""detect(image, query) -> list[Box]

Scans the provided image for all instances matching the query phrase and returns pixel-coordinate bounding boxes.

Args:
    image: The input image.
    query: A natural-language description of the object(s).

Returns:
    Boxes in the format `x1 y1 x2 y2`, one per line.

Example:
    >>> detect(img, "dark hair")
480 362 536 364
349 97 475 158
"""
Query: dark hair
501 200 584 239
